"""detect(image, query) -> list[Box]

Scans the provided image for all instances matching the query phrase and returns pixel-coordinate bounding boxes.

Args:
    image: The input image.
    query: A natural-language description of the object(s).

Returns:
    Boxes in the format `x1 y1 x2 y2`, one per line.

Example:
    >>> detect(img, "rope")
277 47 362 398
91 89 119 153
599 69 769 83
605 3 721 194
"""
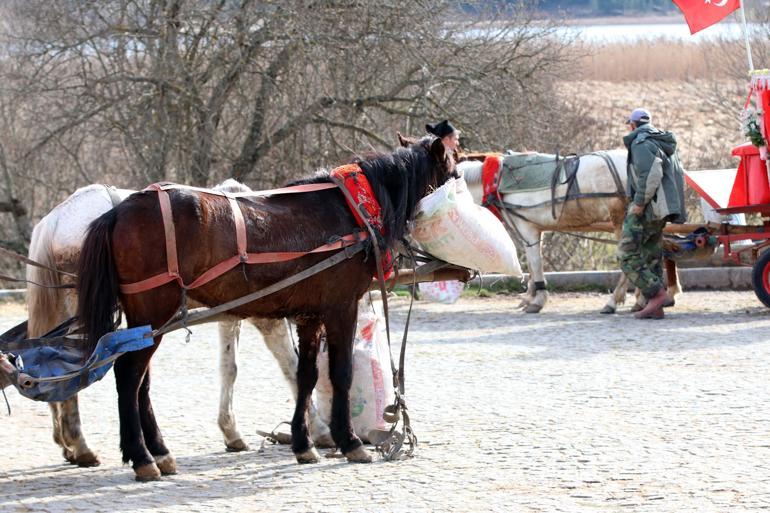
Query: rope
0 273 74 289
1 387 9 416
0 246 77 278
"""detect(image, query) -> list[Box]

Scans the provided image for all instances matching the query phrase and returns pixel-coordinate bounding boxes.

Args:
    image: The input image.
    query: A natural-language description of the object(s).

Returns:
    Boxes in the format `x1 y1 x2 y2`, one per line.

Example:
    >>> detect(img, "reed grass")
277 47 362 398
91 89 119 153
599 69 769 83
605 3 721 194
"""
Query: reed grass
573 38 742 82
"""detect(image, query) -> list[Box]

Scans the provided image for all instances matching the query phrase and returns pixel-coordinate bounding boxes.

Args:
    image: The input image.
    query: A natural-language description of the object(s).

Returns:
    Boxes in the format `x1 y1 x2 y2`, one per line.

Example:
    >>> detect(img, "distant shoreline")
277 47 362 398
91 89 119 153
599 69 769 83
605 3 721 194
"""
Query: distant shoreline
560 15 683 26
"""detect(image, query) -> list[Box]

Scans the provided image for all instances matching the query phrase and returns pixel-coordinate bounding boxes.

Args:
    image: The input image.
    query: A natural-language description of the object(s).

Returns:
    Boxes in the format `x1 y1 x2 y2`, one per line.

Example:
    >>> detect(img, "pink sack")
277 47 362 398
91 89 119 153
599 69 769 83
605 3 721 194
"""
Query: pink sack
418 279 464 304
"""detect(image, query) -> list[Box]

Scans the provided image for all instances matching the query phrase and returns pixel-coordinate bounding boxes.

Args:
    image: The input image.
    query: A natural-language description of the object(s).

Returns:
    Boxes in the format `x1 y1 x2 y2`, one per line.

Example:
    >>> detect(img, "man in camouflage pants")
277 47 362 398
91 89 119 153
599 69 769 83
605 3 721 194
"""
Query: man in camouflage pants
619 108 687 319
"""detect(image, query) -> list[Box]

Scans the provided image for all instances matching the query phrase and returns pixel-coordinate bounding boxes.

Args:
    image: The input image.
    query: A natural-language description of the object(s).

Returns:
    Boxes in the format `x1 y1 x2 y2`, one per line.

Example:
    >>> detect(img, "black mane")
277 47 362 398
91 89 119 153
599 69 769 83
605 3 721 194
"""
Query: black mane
289 138 446 248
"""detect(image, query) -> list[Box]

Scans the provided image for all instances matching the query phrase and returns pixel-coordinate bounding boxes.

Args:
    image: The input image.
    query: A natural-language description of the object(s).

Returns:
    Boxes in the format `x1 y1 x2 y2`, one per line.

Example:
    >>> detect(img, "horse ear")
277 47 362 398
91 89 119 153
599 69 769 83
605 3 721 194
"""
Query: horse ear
430 136 446 159
396 131 409 148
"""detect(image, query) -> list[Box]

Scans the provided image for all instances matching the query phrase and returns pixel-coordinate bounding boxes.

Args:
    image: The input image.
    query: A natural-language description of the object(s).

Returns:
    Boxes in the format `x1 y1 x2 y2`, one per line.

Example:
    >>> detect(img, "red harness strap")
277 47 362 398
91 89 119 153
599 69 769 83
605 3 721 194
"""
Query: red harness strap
120 182 367 295
481 155 504 220
329 164 393 279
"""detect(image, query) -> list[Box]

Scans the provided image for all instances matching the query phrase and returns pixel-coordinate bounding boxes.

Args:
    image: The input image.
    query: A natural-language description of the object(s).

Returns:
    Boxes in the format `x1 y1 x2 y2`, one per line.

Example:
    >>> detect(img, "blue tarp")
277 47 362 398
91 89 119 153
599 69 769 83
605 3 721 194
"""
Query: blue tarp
5 325 154 402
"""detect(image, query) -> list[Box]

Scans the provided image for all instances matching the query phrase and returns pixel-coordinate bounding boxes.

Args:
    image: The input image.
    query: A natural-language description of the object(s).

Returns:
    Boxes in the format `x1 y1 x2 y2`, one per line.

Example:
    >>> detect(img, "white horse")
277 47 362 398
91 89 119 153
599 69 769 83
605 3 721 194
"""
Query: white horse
23 182 332 466
460 150 681 313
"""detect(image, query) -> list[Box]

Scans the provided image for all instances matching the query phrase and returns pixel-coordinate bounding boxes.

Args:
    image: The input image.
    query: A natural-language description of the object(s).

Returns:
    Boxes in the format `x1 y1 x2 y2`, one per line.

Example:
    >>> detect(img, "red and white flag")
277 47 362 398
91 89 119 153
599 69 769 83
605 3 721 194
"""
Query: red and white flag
672 0 740 34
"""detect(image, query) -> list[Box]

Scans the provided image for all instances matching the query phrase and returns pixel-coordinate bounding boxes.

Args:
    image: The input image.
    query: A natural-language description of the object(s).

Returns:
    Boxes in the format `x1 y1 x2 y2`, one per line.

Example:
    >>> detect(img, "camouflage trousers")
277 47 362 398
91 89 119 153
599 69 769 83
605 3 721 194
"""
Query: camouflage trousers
617 213 667 299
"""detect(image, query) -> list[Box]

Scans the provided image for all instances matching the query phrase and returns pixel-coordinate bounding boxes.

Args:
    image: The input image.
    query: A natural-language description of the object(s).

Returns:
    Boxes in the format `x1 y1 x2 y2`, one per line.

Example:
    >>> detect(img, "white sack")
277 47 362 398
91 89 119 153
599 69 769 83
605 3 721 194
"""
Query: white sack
411 177 522 276
315 297 393 443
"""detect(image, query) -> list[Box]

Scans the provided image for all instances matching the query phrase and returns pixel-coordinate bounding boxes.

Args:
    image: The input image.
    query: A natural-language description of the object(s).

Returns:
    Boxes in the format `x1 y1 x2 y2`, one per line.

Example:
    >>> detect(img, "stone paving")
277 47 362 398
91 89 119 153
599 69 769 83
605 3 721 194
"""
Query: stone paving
2 291 770 512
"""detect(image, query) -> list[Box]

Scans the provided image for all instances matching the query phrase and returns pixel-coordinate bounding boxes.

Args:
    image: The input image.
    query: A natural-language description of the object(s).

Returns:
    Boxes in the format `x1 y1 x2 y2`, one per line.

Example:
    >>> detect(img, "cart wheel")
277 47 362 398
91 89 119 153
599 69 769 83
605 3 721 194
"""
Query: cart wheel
751 250 770 308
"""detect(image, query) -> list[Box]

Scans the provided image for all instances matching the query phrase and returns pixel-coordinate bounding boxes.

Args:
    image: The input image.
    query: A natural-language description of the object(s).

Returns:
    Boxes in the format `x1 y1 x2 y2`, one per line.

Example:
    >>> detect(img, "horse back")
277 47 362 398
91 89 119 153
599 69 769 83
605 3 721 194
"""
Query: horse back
110 187 373 322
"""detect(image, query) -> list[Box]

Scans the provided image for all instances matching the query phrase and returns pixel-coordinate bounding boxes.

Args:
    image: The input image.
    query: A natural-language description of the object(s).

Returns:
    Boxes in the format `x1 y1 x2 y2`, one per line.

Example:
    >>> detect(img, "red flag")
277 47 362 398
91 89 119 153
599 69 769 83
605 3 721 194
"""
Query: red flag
672 0 740 34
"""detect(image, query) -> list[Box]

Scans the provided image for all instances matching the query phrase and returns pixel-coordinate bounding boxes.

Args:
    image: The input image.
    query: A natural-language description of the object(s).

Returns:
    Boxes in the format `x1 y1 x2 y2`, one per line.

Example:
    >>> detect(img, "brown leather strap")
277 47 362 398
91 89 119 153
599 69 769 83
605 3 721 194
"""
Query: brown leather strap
120 232 368 294
0 246 77 279
227 196 247 259
121 181 359 295
148 184 180 279
150 182 337 198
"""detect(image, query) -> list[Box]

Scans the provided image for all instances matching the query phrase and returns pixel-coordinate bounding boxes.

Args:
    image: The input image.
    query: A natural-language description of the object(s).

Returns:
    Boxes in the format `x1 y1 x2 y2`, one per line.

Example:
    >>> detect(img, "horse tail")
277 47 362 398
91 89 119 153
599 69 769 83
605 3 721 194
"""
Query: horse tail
77 209 121 353
26 219 66 338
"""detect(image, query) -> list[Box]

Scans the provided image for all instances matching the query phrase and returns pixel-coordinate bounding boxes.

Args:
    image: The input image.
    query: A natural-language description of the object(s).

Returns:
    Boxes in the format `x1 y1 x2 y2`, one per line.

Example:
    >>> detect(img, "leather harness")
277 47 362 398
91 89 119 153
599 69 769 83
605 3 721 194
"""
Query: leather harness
121 166 387 295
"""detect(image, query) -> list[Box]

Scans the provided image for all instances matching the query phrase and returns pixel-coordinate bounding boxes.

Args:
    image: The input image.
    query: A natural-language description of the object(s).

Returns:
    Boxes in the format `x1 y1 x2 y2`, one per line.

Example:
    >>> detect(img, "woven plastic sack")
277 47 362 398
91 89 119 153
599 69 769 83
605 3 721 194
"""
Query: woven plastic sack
411 177 522 276
418 279 464 304
315 297 393 443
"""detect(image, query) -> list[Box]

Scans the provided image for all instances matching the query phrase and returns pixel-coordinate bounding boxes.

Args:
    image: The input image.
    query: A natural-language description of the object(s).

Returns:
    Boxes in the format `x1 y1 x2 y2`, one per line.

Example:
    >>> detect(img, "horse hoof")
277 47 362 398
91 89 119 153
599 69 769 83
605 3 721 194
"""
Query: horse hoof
63 450 77 465
74 450 101 467
630 303 643 313
295 447 320 464
345 446 373 463
225 439 250 452
599 305 616 314
154 454 177 475
516 300 530 309
134 463 162 482
524 304 542 314
663 297 675 308
313 433 336 449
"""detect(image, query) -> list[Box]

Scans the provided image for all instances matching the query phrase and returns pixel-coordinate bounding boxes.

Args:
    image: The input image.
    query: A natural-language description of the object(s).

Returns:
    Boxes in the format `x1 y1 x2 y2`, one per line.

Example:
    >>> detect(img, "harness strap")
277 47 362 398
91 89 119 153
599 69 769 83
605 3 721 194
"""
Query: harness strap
329 174 417 460
121 232 367 294
121 182 356 295
0 246 77 279
150 239 368 338
151 181 338 198
103 184 124 208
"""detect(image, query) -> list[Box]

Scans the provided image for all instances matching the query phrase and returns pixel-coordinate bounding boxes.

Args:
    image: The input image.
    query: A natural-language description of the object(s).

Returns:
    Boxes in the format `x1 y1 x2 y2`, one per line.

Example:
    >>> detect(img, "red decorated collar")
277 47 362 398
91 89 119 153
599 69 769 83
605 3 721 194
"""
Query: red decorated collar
330 164 393 279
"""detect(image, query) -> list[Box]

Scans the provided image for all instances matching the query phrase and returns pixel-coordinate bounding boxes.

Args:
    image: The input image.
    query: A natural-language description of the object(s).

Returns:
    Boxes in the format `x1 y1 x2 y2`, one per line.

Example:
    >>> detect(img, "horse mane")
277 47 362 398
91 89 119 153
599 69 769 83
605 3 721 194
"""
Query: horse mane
213 178 251 194
289 139 440 248
457 160 483 184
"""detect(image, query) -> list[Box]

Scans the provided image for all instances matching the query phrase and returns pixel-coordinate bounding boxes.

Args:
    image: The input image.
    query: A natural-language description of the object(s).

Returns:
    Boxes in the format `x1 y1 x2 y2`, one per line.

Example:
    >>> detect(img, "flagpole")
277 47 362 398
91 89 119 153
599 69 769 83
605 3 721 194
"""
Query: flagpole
739 0 754 72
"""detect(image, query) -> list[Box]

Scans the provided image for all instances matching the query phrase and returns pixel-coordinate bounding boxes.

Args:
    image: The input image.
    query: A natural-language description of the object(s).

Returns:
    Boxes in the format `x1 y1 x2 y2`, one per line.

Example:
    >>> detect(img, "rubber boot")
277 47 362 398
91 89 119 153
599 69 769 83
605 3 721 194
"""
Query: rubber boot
634 288 667 319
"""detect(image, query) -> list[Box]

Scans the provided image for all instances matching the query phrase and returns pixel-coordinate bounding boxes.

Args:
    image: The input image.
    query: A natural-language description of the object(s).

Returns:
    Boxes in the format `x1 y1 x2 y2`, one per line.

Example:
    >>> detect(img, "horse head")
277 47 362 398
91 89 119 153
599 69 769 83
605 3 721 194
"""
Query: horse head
397 131 459 179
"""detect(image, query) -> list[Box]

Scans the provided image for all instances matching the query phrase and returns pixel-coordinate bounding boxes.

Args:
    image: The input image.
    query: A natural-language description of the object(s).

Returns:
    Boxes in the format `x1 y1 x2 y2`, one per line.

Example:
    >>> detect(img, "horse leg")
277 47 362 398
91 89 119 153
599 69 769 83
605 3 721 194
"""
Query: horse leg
137 362 176 476
216 317 249 452
664 258 680 306
517 278 535 309
113 345 164 481
517 224 547 313
601 223 629 314
49 402 71 462
291 316 324 463
251 317 334 449
324 306 371 463
600 273 629 314
56 396 100 467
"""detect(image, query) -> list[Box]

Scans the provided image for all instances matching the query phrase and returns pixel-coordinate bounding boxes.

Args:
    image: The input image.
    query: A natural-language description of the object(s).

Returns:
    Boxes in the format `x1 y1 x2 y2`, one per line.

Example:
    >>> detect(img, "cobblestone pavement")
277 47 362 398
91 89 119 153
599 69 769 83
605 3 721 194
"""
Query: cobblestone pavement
2 291 770 512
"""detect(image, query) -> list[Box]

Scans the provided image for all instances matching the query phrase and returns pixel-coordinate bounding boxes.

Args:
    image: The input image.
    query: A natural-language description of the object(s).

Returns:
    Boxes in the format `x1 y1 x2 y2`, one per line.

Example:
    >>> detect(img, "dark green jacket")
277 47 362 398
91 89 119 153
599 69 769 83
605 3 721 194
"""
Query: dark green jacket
623 124 687 224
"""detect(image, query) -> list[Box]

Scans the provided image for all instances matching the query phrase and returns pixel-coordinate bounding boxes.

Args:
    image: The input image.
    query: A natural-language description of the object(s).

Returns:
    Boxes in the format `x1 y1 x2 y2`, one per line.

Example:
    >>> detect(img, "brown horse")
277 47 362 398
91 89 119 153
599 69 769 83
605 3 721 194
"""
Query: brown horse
76 137 454 481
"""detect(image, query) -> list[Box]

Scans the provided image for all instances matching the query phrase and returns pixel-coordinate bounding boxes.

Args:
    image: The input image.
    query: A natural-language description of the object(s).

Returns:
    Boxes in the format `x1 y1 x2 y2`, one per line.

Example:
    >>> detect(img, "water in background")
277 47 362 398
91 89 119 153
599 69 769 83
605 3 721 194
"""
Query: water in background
560 22 756 43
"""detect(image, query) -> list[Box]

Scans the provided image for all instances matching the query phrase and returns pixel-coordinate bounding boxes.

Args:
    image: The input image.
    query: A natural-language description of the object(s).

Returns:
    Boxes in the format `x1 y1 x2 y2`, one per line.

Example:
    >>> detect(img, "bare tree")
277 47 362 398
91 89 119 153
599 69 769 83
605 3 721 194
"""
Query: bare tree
0 0 576 258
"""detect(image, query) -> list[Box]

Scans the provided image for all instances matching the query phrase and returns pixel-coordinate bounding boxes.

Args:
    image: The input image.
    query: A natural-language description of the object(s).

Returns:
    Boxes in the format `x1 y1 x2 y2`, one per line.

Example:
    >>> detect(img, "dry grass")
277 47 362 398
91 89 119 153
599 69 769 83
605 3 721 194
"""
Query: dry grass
574 40 730 82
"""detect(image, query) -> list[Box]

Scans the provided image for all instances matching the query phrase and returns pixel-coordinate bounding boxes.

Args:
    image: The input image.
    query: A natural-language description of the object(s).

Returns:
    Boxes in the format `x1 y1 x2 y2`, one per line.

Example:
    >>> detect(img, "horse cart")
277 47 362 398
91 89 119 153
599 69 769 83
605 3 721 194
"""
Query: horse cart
682 159 770 308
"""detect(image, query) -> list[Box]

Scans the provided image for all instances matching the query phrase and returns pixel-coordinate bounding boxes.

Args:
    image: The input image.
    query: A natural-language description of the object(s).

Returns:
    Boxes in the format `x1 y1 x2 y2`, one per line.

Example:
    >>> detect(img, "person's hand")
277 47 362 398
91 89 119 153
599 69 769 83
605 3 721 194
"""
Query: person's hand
631 203 645 216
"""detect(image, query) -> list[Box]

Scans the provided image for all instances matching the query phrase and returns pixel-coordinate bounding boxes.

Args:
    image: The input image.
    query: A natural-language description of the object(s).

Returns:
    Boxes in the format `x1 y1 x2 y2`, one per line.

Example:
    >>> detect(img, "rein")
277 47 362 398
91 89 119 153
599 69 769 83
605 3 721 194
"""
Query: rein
329 174 416 461
0 184 124 290
0 246 77 290
130 177 418 458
